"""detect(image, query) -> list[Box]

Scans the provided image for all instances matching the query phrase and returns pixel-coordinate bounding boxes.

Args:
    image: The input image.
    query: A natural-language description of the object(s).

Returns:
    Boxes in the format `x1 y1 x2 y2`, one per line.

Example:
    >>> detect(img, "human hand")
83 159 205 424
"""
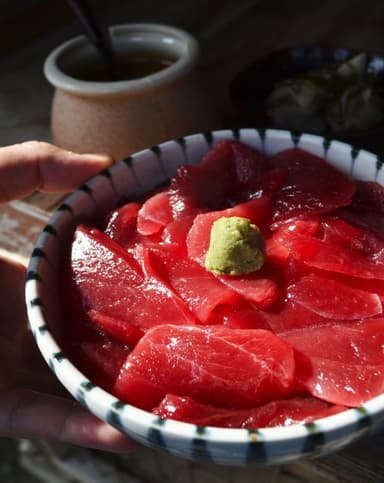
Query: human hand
0 141 136 451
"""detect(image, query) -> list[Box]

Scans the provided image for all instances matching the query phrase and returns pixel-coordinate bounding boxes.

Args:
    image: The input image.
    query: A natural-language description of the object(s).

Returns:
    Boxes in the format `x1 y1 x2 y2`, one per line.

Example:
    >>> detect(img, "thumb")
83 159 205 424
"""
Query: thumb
0 141 113 202
0 390 137 452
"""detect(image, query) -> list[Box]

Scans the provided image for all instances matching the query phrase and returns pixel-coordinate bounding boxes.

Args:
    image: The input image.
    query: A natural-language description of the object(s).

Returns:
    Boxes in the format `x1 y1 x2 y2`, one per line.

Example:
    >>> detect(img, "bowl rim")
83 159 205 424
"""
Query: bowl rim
43 22 200 97
25 127 384 464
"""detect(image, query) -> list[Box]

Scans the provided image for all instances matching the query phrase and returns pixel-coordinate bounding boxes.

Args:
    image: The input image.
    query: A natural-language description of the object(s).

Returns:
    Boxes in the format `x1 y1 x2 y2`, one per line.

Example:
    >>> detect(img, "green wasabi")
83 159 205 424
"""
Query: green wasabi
205 216 266 276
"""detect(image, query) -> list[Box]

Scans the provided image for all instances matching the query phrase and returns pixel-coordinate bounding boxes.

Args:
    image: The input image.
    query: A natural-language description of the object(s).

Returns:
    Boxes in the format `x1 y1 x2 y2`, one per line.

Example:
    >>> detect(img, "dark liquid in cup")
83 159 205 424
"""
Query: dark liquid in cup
67 53 176 82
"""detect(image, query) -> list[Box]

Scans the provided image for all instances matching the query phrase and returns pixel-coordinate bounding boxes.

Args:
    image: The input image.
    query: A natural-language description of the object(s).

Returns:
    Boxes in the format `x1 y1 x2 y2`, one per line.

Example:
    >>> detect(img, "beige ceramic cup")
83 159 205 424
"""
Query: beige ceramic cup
44 23 220 159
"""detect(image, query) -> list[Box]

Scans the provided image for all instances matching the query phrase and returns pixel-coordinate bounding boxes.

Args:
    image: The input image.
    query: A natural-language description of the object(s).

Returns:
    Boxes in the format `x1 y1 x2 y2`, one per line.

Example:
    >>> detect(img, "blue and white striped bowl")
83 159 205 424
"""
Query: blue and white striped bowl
25 129 384 466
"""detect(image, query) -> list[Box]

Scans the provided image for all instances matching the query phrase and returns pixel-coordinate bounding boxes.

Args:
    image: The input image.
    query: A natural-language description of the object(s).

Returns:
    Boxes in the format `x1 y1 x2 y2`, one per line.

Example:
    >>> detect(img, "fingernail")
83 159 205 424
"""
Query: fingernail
85 153 114 165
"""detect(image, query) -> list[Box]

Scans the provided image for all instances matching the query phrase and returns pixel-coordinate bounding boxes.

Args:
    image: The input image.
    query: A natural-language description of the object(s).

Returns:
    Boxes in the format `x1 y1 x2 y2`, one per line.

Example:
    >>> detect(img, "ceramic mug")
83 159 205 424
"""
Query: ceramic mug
44 23 220 159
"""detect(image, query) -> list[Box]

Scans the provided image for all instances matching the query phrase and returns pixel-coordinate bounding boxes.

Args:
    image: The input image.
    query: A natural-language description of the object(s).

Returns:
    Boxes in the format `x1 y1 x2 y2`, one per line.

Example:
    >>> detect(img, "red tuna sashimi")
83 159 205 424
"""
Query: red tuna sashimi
230 140 281 199
269 148 355 229
162 214 196 248
208 300 270 329
68 335 129 391
114 324 296 410
104 202 140 245
267 219 320 272
272 219 320 252
165 191 204 228
136 191 173 235
71 226 195 331
287 273 382 320
339 180 384 241
87 309 144 347
187 197 271 266
60 274 129 391
145 245 239 322
263 301 330 334
284 236 384 280
341 209 384 243
153 394 345 428
283 218 384 280
230 139 267 187
171 140 237 211
217 274 278 309
322 217 384 248
350 180 384 213
171 140 267 210
332 274 384 305
284 318 384 406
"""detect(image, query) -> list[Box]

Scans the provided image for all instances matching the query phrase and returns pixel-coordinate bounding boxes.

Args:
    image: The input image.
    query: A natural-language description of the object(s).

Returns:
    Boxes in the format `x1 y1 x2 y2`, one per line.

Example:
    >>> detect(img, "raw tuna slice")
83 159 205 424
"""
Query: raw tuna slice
341 209 384 242
339 180 384 240
153 394 345 428
168 190 205 221
104 202 140 245
229 140 270 198
272 218 320 248
71 226 195 331
171 140 267 210
261 167 287 196
321 217 384 249
264 301 331 334
283 219 384 280
217 274 278 309
287 273 382 320
208 300 270 329
146 246 240 322
87 309 144 347
267 218 320 269
350 180 384 213
333 275 384 305
283 318 384 406
286 236 384 280
269 148 355 229
162 214 197 249
136 191 173 235
68 335 129 391
187 197 271 266
171 140 237 210
114 324 296 410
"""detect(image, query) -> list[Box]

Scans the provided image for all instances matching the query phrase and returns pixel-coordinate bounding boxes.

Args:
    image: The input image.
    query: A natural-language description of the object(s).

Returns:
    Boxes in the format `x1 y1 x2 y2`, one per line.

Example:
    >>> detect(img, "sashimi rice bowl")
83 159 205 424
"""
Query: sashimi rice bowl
26 128 384 466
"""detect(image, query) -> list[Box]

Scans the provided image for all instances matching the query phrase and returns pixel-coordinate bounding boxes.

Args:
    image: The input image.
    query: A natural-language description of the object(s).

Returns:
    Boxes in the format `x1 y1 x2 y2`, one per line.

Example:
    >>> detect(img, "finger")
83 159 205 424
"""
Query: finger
0 251 28 341
0 141 113 202
0 390 137 452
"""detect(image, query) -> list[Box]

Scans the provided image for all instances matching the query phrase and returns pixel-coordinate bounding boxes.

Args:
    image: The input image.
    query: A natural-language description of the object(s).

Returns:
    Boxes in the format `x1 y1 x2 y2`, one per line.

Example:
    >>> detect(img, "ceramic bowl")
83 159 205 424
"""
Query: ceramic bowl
44 23 219 159
25 128 384 466
229 46 384 153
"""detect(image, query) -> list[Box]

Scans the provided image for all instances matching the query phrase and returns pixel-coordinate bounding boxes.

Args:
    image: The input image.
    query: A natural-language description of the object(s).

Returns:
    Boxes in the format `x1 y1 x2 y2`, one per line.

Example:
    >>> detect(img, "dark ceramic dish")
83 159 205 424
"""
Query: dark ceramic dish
229 45 384 152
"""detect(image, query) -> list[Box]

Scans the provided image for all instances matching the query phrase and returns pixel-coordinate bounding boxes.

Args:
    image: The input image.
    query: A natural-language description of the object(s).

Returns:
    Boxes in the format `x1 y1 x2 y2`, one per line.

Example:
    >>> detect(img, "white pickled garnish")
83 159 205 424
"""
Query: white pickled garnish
266 53 384 133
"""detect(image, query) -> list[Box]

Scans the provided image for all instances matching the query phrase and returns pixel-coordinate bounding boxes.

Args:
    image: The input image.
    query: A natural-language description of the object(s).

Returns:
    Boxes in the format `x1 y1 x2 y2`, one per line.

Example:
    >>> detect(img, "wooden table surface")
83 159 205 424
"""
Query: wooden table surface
2 1 384 481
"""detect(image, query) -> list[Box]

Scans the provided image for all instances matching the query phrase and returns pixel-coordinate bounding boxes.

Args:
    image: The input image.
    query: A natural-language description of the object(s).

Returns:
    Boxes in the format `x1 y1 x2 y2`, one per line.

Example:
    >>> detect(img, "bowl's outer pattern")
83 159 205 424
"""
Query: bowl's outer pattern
26 128 384 466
